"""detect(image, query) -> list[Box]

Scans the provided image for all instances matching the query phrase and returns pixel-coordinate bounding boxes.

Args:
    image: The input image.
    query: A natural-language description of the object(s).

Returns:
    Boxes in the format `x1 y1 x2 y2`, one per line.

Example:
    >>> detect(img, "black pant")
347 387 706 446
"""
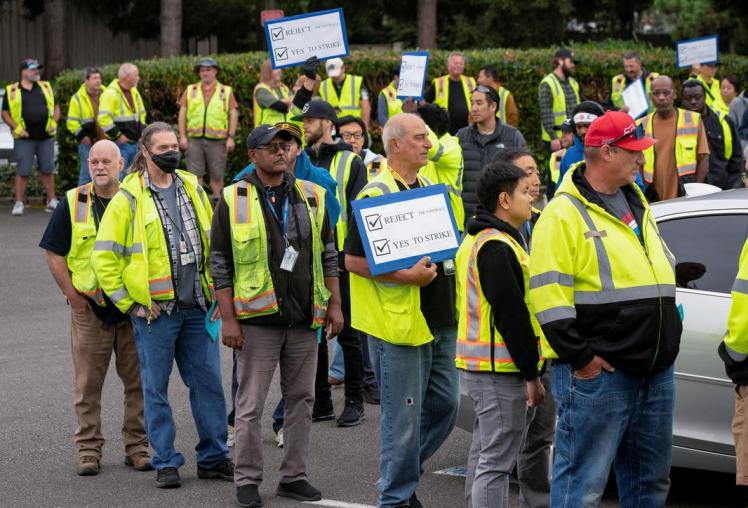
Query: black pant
314 270 364 404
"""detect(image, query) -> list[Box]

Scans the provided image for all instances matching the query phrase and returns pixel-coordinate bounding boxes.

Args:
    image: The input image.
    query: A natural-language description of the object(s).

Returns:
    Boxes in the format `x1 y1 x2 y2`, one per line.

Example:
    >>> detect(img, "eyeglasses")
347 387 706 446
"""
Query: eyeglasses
340 132 364 140
602 124 644 146
256 143 293 153
471 85 493 94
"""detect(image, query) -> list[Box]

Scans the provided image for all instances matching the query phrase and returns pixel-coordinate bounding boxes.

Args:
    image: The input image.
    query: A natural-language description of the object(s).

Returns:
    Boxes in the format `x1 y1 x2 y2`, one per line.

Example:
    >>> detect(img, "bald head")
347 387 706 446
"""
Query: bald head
382 113 432 172
89 140 123 191
118 63 140 90
650 75 675 114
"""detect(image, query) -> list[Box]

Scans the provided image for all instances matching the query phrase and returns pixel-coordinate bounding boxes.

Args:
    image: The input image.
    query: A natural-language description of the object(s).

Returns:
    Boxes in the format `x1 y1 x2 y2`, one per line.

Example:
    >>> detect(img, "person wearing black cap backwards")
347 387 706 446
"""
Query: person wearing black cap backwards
538 48 580 153
291 63 371 428
211 124 343 507
178 58 238 200
457 85 526 227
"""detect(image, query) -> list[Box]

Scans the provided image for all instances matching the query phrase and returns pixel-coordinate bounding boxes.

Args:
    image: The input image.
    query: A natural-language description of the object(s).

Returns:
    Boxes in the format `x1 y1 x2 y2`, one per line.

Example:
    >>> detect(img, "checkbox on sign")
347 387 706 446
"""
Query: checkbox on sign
373 239 391 256
365 213 383 231
271 27 284 41
275 47 289 61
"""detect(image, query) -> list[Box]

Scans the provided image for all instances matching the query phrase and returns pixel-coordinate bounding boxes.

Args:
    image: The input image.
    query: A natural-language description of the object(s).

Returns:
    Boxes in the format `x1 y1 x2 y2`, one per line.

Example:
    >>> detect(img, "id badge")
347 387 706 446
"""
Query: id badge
180 251 196 266
443 259 456 276
280 245 299 272
179 240 188 253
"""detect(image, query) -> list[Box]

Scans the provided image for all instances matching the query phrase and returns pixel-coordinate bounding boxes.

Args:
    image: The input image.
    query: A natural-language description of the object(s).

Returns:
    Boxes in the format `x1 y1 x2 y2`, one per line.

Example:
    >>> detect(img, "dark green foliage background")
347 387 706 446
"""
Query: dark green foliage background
13 41 748 195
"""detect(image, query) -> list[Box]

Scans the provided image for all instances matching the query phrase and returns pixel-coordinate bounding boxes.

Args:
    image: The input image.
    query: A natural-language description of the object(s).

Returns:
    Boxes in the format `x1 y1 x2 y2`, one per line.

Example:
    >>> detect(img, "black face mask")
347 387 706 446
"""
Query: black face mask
148 150 181 174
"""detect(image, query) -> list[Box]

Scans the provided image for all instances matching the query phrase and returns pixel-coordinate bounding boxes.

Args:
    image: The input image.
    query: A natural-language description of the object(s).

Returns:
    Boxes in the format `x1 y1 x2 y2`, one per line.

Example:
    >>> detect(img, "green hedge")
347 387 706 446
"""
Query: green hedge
28 41 748 193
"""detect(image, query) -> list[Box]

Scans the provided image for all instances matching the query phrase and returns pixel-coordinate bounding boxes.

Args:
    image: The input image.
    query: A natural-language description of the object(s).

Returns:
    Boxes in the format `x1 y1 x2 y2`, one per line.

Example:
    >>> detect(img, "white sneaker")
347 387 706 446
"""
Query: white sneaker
276 428 284 448
227 424 235 447
11 201 24 216
46 198 60 212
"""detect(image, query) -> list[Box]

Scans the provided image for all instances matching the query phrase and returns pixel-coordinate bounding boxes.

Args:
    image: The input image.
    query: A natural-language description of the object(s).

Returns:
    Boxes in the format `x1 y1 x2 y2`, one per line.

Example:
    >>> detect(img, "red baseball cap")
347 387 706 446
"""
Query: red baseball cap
584 111 656 151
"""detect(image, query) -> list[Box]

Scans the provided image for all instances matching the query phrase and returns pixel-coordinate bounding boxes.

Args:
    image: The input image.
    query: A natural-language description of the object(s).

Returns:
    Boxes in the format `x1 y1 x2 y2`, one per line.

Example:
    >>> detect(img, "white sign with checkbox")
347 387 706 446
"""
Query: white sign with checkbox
264 8 349 69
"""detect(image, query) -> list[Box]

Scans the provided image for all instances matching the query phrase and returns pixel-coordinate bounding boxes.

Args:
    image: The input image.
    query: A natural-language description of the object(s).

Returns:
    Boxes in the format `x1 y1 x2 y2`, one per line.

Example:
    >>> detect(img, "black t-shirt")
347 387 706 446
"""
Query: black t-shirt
424 78 470 135
39 195 128 325
2 82 51 140
345 178 457 330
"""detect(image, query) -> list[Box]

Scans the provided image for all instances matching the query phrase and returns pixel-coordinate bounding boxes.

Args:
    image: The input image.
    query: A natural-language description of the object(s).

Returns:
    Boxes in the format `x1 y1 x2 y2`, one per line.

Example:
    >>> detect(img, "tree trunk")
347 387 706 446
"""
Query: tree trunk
160 0 182 57
417 0 437 49
43 0 66 78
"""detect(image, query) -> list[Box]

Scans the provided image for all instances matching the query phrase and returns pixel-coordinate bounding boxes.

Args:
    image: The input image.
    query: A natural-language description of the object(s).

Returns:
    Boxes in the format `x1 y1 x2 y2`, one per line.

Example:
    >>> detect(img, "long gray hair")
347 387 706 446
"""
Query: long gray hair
128 122 177 174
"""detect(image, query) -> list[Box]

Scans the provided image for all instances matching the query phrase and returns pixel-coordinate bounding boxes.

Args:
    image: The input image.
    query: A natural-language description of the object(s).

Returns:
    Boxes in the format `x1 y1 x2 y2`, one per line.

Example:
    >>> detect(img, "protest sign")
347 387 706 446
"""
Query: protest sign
352 184 459 276
676 35 719 68
397 52 430 100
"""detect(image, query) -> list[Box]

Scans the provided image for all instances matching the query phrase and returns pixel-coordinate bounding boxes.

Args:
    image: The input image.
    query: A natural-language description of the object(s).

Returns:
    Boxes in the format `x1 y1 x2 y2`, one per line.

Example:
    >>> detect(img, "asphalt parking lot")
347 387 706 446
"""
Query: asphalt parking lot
1 207 746 508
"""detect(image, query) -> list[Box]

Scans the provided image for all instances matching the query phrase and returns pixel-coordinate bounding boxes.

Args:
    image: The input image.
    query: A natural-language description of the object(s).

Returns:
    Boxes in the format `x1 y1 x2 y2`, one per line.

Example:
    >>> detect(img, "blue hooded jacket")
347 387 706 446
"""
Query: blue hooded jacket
232 150 341 227
556 134 645 192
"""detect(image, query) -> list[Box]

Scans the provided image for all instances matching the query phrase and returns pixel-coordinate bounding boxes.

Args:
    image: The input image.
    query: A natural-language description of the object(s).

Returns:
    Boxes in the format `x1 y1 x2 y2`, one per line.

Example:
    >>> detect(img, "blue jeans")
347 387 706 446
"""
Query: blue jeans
368 326 459 507
132 306 229 470
329 338 344 380
551 363 675 508
117 141 139 180
77 143 92 185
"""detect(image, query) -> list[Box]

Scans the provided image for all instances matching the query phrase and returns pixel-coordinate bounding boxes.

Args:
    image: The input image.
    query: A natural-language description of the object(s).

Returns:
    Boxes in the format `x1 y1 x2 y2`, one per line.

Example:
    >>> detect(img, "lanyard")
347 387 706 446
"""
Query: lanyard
390 169 415 190
265 193 290 240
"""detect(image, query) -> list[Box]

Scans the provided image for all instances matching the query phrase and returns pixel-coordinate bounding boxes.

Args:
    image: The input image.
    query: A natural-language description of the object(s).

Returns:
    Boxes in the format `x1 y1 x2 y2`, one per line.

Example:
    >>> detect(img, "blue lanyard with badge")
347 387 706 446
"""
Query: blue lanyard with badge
265 191 299 272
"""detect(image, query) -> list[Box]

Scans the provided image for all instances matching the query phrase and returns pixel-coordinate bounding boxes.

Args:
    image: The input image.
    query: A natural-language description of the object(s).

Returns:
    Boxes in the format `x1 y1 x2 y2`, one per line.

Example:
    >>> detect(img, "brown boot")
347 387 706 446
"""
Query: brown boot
77 456 100 476
125 452 154 471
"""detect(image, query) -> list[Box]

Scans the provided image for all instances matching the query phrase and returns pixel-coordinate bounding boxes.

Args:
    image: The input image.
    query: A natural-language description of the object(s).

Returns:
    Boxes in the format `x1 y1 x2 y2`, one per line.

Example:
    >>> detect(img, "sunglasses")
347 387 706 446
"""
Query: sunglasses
602 124 645 146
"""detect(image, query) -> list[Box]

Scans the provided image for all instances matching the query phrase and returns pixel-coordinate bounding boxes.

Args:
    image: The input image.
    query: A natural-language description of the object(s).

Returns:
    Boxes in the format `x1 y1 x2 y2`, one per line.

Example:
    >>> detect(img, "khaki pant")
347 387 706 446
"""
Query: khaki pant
234 324 318 486
734 385 748 485
186 137 227 181
70 307 148 459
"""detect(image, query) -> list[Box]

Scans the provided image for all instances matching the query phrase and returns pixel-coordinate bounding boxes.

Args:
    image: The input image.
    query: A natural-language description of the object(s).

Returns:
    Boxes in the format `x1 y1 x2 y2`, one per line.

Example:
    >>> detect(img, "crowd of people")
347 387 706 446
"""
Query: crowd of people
3 45 746 508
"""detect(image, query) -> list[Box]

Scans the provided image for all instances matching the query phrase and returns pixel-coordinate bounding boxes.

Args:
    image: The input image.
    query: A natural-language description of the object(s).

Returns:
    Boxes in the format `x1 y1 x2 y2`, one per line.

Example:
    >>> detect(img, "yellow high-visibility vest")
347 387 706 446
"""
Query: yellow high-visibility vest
456 227 544 372
98 79 146 139
5 80 57 138
253 82 290 127
539 73 580 142
223 178 330 327
697 75 721 108
641 108 699 183
66 183 105 306
433 74 476 115
320 75 364 117
379 82 403 121
610 72 659 110
67 83 106 139
186 81 233 139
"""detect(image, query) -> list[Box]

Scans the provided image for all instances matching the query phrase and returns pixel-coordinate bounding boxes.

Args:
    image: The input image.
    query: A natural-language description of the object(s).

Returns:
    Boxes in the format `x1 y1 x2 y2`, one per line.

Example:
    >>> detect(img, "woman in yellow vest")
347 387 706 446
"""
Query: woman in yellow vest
253 60 292 128
456 160 545 508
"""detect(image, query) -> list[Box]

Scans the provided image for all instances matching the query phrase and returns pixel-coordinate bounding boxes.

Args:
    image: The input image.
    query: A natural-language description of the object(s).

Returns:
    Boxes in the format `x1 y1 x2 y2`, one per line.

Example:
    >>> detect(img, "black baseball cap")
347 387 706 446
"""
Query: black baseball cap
20 58 43 71
553 118 574 133
246 124 294 149
554 48 579 64
291 100 338 124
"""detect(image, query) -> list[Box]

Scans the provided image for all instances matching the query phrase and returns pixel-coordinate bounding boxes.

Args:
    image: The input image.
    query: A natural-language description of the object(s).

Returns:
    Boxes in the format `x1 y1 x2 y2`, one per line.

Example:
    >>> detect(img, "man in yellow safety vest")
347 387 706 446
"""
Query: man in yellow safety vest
2 58 61 215
178 58 238 199
67 66 107 186
320 58 371 126
424 52 476 134
608 50 659 115
377 66 404 127
538 48 580 152
40 140 152 477
477 64 519 127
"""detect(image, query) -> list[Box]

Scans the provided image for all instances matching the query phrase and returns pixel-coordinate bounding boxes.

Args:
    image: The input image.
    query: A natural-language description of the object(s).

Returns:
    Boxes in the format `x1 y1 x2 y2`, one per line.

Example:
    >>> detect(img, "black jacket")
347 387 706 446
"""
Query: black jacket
457 122 527 226
466 208 540 380
542 167 682 377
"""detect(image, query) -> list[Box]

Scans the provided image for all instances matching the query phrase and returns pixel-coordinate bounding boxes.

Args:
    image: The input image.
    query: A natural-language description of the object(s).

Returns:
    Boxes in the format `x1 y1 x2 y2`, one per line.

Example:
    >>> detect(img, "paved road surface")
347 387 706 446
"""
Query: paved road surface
1 207 745 507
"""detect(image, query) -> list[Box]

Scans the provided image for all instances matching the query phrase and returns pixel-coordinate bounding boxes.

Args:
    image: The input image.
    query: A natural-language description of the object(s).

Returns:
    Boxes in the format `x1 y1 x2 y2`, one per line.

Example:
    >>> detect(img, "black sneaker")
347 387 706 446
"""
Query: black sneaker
197 458 234 481
237 484 263 507
336 400 365 427
363 384 381 405
410 492 423 507
277 479 322 501
156 467 181 488
312 399 335 422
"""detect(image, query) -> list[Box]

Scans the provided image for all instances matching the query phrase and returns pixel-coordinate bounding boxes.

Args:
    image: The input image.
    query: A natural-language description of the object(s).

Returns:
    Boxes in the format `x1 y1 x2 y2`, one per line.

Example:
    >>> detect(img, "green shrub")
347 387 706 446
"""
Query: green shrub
20 41 748 193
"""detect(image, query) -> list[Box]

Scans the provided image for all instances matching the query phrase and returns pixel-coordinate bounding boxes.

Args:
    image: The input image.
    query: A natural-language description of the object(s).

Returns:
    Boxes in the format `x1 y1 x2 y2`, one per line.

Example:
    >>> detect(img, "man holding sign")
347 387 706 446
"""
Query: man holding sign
345 113 459 508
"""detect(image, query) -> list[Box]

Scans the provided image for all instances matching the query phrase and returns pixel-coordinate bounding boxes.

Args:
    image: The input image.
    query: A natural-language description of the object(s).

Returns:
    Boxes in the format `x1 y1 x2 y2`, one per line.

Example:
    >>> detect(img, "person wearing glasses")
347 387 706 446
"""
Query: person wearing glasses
530 111 682 507
210 124 343 507
638 75 709 201
457 85 526 227
338 115 384 174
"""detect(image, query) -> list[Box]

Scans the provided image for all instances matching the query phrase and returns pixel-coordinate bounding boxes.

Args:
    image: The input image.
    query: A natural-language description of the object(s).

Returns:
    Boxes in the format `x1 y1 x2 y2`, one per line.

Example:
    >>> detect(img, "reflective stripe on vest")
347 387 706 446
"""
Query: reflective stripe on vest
66 183 105 306
717 110 734 161
186 82 231 139
434 75 475 114
253 82 290 127
381 83 403 119
642 108 698 182
320 75 363 117
496 86 510 124
6 81 57 137
540 74 579 141
549 148 566 184
332 150 354 250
